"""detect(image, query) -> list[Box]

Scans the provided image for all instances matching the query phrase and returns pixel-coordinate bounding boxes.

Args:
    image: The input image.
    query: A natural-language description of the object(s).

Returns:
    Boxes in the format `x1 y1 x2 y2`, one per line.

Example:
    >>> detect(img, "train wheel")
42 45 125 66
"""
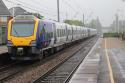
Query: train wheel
50 48 54 54
38 50 44 60
54 47 57 53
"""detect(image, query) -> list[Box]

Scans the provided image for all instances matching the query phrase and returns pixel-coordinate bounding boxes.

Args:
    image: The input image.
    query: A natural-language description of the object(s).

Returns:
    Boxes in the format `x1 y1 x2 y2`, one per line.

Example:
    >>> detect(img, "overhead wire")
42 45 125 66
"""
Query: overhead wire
16 0 58 14
5 0 58 19
14 0 57 16
27 0 57 13
71 0 83 13
5 0 84 21
62 0 82 19
28 0 67 19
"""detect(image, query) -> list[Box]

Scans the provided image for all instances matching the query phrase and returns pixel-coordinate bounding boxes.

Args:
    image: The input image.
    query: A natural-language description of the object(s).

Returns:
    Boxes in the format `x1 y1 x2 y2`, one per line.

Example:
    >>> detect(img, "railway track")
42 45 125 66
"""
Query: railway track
0 61 20 72
0 61 22 82
33 36 98 83
0 36 98 83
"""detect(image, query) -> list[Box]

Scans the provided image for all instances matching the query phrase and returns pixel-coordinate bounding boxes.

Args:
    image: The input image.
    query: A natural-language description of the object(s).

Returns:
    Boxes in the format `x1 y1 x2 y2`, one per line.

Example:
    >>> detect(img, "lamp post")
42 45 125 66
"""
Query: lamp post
57 0 60 22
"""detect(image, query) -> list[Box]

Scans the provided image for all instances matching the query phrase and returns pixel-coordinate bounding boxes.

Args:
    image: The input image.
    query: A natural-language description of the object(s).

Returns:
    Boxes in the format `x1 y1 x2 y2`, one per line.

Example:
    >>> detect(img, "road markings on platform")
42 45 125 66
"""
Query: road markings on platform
105 39 115 83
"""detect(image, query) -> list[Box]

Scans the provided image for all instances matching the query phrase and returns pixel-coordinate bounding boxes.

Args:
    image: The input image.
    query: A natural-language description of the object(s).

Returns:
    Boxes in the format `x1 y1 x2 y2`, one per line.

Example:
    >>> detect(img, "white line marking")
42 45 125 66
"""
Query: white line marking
110 50 125 78
105 39 115 83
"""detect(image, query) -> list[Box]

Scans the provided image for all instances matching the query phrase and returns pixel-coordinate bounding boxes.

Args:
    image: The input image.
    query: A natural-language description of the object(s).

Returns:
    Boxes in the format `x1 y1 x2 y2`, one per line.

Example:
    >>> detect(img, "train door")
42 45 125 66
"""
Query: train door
88 29 90 37
51 23 56 46
71 26 74 41
65 25 68 42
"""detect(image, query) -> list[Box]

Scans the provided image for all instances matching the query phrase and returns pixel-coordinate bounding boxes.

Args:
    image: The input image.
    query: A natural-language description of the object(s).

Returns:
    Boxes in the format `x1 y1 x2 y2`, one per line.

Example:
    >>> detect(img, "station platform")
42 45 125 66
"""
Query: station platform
69 38 125 83
0 46 7 54
69 38 101 83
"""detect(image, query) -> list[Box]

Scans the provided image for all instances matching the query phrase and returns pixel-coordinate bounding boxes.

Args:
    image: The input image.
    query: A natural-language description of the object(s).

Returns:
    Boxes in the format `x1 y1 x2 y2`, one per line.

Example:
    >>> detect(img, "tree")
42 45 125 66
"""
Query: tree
31 13 44 19
88 17 102 35
64 20 83 26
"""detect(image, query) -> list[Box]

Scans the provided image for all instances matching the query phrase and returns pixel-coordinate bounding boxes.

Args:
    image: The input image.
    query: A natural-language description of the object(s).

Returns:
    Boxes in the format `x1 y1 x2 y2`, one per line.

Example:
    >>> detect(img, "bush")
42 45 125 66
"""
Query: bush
103 33 120 37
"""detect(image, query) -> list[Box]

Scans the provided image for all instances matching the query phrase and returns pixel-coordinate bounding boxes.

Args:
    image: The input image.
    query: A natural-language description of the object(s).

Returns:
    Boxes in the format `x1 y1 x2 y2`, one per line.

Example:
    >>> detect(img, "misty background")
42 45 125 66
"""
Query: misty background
3 0 125 33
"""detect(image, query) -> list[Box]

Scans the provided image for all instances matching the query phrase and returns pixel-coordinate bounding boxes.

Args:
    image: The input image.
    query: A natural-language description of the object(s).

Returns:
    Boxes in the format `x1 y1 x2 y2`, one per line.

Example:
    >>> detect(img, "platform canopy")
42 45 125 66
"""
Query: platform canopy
0 0 11 16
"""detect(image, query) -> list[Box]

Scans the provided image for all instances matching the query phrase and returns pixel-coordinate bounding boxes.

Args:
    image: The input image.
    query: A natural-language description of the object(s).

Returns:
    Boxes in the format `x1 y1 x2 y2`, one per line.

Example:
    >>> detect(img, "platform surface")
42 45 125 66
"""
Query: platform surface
69 38 125 83
98 38 125 83
69 38 101 83
0 46 7 54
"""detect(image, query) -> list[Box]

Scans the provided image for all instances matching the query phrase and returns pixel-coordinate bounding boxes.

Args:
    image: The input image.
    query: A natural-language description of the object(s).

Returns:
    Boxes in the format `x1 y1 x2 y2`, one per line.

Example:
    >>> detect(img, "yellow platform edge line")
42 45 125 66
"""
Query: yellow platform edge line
105 38 115 83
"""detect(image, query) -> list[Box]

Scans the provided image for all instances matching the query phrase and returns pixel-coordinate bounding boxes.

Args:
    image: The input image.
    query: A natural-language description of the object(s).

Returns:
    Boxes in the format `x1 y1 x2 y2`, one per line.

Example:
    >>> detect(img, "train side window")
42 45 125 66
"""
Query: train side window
63 29 65 36
58 29 60 37
58 29 59 37
70 30 71 35
59 29 61 37
61 26 63 36
64 29 65 36
62 29 63 37
70 29 71 35
65 29 66 36
57 29 59 37
62 29 64 36
56 29 58 37
63 29 64 36
59 29 62 37
68 30 70 35
64 28 65 36
69 30 70 35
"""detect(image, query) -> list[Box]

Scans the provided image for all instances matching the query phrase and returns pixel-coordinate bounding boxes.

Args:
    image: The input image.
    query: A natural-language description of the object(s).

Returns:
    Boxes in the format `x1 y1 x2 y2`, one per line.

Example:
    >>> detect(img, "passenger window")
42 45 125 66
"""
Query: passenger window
57 29 60 37
60 29 62 37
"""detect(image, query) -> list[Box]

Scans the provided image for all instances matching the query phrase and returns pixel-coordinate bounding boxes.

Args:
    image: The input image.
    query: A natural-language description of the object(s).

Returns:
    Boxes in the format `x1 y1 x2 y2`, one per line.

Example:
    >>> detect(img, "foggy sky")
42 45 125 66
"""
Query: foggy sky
3 0 125 27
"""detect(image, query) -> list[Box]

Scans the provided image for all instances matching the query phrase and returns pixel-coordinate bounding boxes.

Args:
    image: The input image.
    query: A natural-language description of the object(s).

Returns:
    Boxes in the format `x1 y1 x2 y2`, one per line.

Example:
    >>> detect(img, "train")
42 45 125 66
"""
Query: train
7 15 97 60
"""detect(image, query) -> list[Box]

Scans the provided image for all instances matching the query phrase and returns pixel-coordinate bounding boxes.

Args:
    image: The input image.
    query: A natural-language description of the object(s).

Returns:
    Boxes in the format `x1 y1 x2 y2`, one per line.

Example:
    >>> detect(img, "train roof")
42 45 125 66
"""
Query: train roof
12 15 97 31
14 15 36 20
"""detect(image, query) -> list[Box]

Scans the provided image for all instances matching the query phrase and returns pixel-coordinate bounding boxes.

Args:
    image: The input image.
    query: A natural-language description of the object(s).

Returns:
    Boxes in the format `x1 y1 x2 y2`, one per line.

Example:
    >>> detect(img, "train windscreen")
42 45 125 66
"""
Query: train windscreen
11 22 34 37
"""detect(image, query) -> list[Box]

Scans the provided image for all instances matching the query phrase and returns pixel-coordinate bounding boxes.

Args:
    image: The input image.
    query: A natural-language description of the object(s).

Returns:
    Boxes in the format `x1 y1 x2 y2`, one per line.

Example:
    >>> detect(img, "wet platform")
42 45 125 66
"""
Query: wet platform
98 38 125 83
0 46 7 54
69 38 101 83
69 38 125 83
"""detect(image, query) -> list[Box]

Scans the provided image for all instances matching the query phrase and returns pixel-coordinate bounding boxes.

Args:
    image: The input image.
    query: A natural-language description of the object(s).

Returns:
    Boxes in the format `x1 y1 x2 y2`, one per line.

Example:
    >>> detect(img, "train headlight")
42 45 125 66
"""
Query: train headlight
30 40 36 46
7 40 13 46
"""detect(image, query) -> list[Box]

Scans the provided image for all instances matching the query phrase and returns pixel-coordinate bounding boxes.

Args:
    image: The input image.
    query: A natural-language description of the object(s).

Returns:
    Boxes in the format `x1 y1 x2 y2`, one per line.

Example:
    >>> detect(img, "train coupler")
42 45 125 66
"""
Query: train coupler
17 47 24 55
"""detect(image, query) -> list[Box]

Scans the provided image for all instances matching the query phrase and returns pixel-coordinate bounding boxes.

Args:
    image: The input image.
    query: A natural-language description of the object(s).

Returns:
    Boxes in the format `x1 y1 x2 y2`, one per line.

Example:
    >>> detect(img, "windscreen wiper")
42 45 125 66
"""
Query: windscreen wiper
13 28 20 36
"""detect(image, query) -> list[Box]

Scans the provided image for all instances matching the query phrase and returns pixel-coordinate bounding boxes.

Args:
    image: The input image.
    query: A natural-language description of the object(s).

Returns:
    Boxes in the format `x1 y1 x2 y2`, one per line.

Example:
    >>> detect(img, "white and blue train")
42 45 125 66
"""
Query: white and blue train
7 15 97 60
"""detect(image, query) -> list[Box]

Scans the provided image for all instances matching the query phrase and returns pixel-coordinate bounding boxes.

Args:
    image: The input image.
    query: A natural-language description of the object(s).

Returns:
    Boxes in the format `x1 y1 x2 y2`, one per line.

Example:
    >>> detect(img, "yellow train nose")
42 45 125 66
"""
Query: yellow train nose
11 37 33 46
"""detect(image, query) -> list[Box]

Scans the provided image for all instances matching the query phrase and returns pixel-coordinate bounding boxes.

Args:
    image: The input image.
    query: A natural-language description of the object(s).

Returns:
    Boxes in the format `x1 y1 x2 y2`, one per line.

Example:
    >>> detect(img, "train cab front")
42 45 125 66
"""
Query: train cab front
7 15 39 60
